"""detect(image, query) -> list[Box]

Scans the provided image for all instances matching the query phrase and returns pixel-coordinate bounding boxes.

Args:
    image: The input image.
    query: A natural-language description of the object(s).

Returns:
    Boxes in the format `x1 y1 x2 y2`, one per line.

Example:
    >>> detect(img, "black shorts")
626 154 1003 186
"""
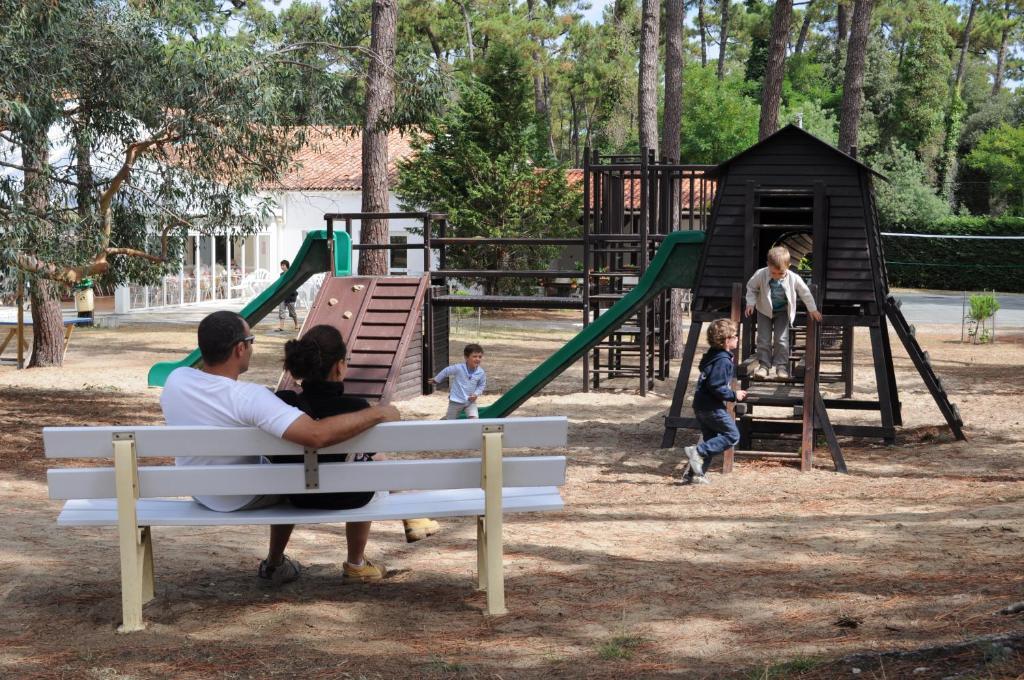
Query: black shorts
273 453 376 510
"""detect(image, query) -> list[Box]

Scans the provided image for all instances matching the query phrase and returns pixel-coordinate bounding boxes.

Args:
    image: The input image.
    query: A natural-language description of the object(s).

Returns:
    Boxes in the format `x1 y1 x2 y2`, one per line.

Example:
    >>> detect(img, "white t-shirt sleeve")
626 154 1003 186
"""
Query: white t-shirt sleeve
235 383 304 438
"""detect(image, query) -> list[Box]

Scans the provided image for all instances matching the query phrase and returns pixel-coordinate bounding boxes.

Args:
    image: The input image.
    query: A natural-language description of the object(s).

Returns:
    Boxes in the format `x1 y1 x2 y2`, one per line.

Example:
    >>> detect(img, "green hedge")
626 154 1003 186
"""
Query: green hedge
880 216 1024 292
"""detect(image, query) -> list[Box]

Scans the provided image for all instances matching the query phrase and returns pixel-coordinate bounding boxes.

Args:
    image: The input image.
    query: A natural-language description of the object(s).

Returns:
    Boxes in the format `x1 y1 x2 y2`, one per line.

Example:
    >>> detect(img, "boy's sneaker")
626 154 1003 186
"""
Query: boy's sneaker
257 554 301 585
775 366 790 380
342 559 386 583
683 445 704 477
753 364 770 379
691 474 712 485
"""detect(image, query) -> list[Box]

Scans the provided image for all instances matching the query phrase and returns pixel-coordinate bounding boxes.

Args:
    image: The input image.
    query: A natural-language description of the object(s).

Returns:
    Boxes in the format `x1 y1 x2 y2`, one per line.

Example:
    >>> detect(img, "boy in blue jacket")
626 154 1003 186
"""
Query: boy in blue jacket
683 318 747 484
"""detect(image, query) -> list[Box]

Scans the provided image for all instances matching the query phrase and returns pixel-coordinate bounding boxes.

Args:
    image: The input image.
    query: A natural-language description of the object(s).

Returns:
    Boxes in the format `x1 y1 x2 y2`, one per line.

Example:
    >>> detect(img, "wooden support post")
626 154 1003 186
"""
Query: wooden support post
814 391 847 473
113 433 153 633
868 324 897 444
480 426 507 616
660 320 703 448
842 324 854 399
722 282 743 474
800 300 820 471
878 316 902 426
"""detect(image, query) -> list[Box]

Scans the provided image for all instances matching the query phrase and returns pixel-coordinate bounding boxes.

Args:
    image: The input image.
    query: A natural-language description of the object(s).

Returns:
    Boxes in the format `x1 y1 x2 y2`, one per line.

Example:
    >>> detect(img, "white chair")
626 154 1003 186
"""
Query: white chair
240 269 273 298
297 272 325 309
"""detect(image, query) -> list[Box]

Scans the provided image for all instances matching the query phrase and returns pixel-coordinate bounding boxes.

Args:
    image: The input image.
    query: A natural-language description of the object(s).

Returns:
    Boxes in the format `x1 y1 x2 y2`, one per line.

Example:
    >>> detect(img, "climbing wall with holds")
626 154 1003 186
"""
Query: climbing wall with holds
277 276 430 403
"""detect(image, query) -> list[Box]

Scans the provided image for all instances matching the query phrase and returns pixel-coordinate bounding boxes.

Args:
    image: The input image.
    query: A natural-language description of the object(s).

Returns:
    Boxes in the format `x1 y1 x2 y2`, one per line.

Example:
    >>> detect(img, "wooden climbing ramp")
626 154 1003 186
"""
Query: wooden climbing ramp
278 276 430 403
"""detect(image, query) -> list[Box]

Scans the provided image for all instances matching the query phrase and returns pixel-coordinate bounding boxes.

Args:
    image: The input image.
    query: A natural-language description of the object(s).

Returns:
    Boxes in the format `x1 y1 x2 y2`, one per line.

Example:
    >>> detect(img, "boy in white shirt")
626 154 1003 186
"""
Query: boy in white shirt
744 246 823 380
429 343 486 419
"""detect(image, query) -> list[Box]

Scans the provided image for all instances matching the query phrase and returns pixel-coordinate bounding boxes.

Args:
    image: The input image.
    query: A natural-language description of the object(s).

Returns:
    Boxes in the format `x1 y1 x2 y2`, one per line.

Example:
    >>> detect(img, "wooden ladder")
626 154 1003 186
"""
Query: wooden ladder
883 295 966 441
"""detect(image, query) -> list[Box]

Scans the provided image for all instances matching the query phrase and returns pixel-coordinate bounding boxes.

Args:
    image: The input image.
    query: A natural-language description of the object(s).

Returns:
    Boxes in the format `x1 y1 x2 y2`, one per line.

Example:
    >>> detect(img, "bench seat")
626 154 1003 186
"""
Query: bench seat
45 417 568 631
57 486 564 527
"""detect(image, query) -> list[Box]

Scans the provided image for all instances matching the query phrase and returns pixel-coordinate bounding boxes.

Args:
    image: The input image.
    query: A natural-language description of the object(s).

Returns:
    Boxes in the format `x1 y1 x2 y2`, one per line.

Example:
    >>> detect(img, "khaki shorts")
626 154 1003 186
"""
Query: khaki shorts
445 401 479 419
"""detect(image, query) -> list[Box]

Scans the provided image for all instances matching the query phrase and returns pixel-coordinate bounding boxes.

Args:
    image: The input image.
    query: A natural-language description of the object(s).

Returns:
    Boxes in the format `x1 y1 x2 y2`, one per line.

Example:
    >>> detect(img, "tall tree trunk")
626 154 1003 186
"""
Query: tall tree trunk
22 127 65 367
993 5 1009 95
794 0 815 55
663 0 687 357
527 0 553 158
837 0 873 154
360 0 398 276
457 0 474 62
759 0 793 141
835 0 850 69
939 0 979 207
638 0 661 153
717 0 730 80
698 0 707 66
662 0 684 164
570 92 581 166
953 0 979 91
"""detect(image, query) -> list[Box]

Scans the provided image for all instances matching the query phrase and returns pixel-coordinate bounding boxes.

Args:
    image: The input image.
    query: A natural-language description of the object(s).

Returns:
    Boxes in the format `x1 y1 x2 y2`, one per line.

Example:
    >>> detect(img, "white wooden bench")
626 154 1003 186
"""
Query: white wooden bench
45 416 568 632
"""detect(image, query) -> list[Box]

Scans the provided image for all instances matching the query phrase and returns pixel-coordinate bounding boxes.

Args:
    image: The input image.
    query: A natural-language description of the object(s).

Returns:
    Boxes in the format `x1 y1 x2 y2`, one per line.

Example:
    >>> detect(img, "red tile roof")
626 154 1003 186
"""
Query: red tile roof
566 168 716 210
266 127 417 192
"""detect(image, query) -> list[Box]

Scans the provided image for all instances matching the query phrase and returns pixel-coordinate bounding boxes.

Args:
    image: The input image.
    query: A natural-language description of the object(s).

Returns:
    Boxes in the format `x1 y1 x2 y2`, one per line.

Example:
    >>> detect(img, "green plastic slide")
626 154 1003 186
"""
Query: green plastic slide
478 230 706 418
147 230 352 387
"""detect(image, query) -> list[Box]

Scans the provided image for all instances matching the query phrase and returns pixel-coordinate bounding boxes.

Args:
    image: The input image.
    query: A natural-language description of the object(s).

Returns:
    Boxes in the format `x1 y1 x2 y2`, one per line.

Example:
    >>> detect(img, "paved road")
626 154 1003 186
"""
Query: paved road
892 290 1024 328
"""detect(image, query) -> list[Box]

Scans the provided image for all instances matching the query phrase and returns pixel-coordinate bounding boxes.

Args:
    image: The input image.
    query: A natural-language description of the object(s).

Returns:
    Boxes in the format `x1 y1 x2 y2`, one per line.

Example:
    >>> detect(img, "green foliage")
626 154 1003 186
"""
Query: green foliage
967 292 1000 344
877 1 954 167
882 216 1024 292
0 0 444 295
865 145 951 228
680 65 760 164
396 41 580 296
969 293 1000 321
965 122 1024 214
779 100 839 147
597 634 646 661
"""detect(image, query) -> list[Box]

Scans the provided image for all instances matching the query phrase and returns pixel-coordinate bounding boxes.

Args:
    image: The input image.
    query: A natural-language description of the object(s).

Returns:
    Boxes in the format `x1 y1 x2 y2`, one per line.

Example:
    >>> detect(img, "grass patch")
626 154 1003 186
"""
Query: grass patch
597 634 647 661
748 656 822 679
426 656 467 674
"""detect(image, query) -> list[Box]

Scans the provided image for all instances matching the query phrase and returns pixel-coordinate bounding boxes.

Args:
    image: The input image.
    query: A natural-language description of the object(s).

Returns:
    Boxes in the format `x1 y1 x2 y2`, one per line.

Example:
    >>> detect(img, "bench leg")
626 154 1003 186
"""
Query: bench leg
141 526 155 603
476 516 487 591
62 323 75 360
481 429 507 616
114 435 148 633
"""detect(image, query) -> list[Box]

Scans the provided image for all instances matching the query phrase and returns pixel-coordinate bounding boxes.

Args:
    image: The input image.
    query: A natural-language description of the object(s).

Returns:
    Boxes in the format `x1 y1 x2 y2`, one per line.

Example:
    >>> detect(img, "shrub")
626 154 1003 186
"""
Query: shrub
881 216 1024 292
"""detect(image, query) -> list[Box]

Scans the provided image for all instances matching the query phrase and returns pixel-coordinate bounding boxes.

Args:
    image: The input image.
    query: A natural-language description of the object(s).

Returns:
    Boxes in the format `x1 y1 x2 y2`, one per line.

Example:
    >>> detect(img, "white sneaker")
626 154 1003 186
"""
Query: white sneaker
691 474 711 485
683 445 704 477
753 365 770 379
775 366 790 380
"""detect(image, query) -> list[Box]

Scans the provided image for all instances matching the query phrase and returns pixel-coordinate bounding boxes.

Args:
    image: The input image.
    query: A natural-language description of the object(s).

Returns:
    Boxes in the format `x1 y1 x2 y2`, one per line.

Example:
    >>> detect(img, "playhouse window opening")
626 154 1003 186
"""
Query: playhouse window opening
756 191 814 228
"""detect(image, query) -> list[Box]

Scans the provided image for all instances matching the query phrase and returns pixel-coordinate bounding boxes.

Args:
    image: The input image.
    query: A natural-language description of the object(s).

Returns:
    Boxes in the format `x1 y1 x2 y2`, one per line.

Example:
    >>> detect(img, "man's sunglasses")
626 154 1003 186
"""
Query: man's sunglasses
238 334 256 346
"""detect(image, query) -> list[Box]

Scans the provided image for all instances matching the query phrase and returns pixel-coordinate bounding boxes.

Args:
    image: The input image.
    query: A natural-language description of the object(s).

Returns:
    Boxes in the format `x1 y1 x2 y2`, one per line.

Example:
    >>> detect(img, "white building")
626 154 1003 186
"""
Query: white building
115 127 423 313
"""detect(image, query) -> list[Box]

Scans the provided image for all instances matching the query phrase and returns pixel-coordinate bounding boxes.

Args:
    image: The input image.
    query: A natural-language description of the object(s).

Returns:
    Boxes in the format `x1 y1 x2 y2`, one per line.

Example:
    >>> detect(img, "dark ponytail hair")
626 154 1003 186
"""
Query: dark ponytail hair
283 324 347 382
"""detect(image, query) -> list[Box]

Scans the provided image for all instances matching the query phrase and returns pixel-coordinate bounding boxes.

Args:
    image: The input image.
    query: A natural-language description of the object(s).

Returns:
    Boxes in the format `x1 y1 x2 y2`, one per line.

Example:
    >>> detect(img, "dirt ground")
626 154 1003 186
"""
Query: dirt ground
1 311 1022 679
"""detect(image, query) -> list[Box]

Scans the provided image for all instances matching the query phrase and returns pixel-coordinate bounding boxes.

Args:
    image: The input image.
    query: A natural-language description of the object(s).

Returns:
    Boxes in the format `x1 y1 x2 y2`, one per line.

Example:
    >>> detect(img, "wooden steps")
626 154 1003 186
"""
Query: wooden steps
278 276 429 403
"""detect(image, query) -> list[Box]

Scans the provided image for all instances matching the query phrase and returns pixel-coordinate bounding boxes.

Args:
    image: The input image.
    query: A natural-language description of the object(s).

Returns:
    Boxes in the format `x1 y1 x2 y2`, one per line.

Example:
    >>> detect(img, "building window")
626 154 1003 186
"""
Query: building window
390 235 408 272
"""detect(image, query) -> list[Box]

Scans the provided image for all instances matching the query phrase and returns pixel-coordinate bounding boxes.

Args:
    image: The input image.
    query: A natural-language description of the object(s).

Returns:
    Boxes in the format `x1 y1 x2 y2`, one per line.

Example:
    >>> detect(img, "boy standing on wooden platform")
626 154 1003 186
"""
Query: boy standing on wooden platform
683 319 747 485
744 246 822 380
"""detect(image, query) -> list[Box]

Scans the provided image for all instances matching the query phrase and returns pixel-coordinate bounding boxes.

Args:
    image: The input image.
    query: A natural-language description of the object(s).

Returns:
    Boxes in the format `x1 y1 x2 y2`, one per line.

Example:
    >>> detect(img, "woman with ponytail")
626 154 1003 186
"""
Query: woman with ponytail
274 324 385 583
274 325 439 583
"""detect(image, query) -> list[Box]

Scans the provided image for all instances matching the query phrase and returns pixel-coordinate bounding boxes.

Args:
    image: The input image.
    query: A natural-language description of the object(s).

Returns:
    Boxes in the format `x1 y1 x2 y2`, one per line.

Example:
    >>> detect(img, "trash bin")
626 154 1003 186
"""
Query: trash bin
74 278 95 323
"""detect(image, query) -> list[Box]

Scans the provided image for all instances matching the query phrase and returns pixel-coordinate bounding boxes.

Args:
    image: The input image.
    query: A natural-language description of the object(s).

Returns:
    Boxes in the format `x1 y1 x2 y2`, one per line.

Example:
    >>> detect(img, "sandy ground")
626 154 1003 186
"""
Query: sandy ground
1 312 1023 679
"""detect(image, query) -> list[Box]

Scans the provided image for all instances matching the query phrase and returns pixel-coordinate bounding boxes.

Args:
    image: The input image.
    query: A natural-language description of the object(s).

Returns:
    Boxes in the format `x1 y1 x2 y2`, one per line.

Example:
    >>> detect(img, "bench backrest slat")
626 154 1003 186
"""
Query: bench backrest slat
43 417 567 459
47 457 567 499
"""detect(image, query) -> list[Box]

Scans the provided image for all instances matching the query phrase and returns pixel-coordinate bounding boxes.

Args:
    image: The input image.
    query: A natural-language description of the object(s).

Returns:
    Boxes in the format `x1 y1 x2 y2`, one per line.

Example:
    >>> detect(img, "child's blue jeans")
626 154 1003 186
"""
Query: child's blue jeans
695 408 740 467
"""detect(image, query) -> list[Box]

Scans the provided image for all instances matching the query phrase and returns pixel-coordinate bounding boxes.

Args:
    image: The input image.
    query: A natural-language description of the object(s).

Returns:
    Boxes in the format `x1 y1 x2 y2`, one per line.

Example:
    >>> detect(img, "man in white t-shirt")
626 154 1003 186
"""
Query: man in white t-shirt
161 310 399 584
